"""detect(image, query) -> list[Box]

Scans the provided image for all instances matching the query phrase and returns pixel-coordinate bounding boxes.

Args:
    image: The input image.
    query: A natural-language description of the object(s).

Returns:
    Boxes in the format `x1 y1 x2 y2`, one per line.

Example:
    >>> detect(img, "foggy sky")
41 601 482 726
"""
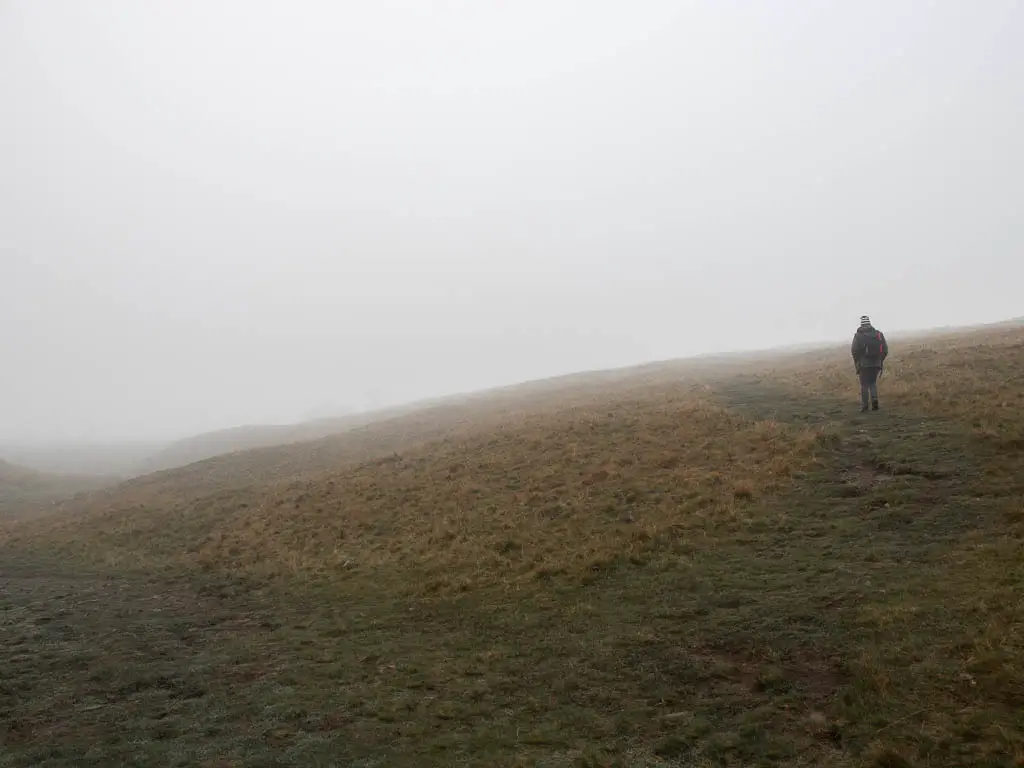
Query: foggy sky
2 1 1022 442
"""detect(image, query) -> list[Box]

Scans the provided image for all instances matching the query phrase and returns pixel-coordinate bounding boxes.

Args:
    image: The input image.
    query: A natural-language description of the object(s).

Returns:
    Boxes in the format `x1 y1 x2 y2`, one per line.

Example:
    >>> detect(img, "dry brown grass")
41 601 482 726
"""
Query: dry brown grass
2 382 836 590
192 397 832 590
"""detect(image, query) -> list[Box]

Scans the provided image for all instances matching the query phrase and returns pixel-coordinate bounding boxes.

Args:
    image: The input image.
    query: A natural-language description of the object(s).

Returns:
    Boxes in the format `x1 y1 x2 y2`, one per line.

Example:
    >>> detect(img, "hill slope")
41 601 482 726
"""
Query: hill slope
73 355 740 510
128 356 748 479
1 325 1022 766
131 411 407 475
0 459 116 518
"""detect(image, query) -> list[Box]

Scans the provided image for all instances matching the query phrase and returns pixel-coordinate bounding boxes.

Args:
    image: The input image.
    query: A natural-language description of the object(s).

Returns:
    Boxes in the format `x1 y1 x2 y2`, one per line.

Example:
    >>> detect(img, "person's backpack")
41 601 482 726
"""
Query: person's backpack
861 331 884 360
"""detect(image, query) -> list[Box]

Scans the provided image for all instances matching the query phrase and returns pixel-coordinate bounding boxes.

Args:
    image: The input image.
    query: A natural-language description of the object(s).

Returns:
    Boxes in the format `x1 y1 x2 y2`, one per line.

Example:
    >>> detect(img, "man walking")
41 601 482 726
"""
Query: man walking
851 315 888 412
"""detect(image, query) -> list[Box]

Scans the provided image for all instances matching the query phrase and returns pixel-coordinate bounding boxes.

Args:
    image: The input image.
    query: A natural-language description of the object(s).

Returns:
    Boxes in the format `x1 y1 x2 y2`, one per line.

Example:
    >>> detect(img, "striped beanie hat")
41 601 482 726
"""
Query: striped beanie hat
860 315 872 328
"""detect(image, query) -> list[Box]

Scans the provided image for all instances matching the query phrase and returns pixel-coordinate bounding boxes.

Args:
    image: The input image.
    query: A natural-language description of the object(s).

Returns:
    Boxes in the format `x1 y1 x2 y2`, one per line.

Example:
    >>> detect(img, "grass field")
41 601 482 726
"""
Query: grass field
2 326 1023 767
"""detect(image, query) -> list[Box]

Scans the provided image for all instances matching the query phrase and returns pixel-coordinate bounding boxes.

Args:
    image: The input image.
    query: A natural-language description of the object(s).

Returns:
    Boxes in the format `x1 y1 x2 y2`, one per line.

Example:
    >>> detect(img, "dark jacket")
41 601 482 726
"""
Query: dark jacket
851 326 888 371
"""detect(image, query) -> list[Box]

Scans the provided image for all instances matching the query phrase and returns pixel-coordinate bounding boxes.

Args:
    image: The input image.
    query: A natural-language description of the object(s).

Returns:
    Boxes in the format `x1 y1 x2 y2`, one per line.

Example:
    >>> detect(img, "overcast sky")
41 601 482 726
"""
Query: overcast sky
2 1 1022 442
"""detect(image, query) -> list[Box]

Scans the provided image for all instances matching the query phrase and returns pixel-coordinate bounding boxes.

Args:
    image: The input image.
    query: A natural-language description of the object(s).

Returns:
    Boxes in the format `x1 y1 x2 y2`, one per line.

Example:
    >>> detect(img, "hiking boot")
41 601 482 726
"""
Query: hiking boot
872 400 879 411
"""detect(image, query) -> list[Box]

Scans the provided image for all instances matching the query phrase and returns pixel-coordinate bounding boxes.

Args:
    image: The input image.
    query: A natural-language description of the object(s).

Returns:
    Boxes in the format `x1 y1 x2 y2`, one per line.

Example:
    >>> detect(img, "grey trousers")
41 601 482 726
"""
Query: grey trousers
858 367 880 408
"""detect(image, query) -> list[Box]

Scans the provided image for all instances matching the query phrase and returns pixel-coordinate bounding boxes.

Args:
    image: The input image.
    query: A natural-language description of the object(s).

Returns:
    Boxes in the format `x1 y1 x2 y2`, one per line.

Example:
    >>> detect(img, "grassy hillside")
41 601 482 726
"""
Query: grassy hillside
0 459 116 518
59 356 747 514
131 411 411 475
1 325 1022 766
128 357 746 480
